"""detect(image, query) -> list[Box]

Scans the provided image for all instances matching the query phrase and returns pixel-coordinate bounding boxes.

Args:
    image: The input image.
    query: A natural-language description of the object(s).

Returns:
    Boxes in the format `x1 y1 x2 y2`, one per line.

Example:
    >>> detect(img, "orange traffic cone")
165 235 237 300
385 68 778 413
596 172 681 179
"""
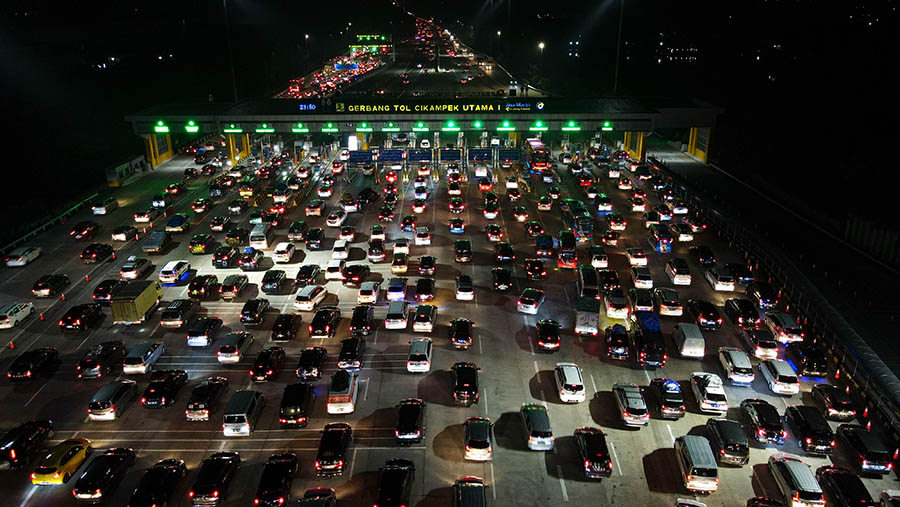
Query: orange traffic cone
61 293 66 301
39 313 44 321
85 274 90 282
8 340 14 349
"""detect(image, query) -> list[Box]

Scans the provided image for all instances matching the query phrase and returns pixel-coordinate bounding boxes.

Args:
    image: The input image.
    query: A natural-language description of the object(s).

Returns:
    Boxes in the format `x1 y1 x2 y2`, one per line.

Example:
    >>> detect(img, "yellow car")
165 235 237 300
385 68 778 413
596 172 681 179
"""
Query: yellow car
31 438 93 485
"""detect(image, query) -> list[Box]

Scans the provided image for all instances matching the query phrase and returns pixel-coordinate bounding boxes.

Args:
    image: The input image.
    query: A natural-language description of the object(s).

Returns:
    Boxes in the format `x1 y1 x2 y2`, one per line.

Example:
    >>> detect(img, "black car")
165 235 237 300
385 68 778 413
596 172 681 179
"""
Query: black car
786 405 835 455
395 398 425 444
687 298 722 330
400 215 416 232
76 341 125 379
6 347 58 382
70 221 99 240
605 324 629 360
740 398 786 445
80 243 114 263
31 274 70 298
418 255 436 276
598 269 620 292
315 423 352 477
836 424 893 475
254 453 298 506
415 278 435 302
631 320 666 368
450 318 473 350
649 378 686 420
378 205 395 222
239 248 264 271
294 265 321 286
287 220 309 242
58 303 103 333
251 346 285 382
188 274 218 299
212 246 238 268
536 319 561 352
454 239 472 263
240 298 270 326
349 305 375 336
279 383 314 428
724 298 761 328
451 361 479 406
0 420 53 469
786 342 829 377
746 281 778 310
815 465 875 505
141 369 188 408
342 264 370 287
688 245 716 266
72 448 136 504
271 313 302 342
491 267 511 291
189 234 216 254
185 377 229 421
261 270 287 295
309 306 340 338
218 274 248 299
225 227 249 246
811 384 857 421
494 242 515 263
296 347 327 380
337 337 366 370
574 427 613 479
745 498 786 507
726 263 755 284
705 418 750 466
358 187 380 207
91 280 127 305
375 458 416 507
524 258 547 280
189 451 240 504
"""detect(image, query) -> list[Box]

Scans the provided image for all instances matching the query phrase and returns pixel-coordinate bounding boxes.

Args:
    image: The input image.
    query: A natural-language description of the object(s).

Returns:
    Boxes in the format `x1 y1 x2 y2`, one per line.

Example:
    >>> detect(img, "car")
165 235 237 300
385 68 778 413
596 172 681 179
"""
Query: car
188 451 240 504
447 181 463 196
290 265 320 288
414 226 432 246
740 329 779 361
164 213 191 233
337 337 366 370
627 288 655 314
574 427 613 479
294 346 327 381
188 234 215 255
70 221 99 240
726 263 755 284
689 245 716 266
607 213 627 231
240 298 270 326
599 229 620 246
224 227 249 247
58 303 102 332
836 424 893 475
75 341 125 380
717 346 755 385
383 182 399 195
617 177 633 190
250 346 286 382
238 247 264 271
141 369 189 408
517 288 545 314
89 279 126 304
305 228 324 250
272 242 296 263
654 287 683 316
417 255 436 276
493 242 515 263
4 246 41 267
227 199 247 215
400 215 417 232
252 453 298 506
381 278 406 303
342 264 370 286
286 221 309 242
261 269 287 294
395 398 426 443
349 305 375 336
71 447 136 503
629 197 646 212
119 256 153 279
108 225 138 242
600 269 623 293
548 185 561 199
305 199 325 216
737 399 786 446
448 197 465 214
455 239 472 263
705 266 736 291
411 198 427 213
451 361 480 406
811 384 857 420
358 187 379 207
186 317 222 347
191 198 210 214
747 281 779 309
80 243 114 263
449 218 465 234
325 209 346 227
462 417 494 462
786 342 829 377
605 288 630 319
625 247 648 266
6 347 58 382
315 423 351 477
613 382 650 427
523 258 547 281
535 318 562 351
127 458 187 507
521 402 555 451
309 306 340 338
647 378 685 420
816 465 875 505
477 177 492 192
537 195 553 211
520 220 544 238
766 312 805 344
786 404 836 455
485 223 503 242
554 362 586 403
339 225 355 242
705 418 750 466
31 437 93 485
724 298 761 328
218 274 248 299
690 372 728 414
687 298 723 330
317 184 334 198
642 211 662 229
370 224 386 240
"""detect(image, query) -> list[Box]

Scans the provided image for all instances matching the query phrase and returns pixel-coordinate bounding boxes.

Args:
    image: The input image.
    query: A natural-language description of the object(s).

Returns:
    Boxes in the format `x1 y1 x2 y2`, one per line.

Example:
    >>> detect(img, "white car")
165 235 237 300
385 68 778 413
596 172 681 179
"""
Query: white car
326 210 346 227
393 238 410 254
625 248 648 266
612 381 650 427
654 287 683 316
91 198 118 215
669 201 689 215
631 266 653 289
474 165 489 178
670 224 694 242
717 347 755 385
554 363 586 403
516 288 545 314
406 338 432 373
607 167 620 179
483 208 498 219
357 281 380 304
339 149 350 161
331 240 349 260
420 139 431 149
386 278 406 301
690 372 728 414
704 267 735 291
448 182 462 196
324 259 345 280
537 199 553 211
604 290 629 319
294 285 327 311
5 246 41 267
414 227 431 246
759 359 800 396
0 302 35 329
273 242 296 263
370 226 386 241
158 260 190 284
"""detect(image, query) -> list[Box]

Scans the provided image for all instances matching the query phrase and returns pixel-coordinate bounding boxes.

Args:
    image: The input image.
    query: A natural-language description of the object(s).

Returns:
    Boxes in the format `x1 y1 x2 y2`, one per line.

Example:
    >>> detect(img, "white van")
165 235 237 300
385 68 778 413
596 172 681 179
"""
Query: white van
674 323 705 359
249 223 275 250
223 390 265 436
406 338 433 373
158 260 190 284
385 301 409 330
675 435 719 494
327 370 359 414
331 240 349 260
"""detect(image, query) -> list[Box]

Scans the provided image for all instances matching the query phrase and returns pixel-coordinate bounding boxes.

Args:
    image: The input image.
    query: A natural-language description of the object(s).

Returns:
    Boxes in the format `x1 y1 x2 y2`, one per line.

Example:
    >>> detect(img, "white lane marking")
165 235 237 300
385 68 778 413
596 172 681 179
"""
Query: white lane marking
363 378 370 401
478 336 483 355
666 424 676 445
19 485 37 507
348 447 359 477
533 361 541 380
76 335 92 350
482 390 489 416
372 329 378 345
24 384 46 407
218 440 226 451
68 446 425 452
590 374 598 395
556 465 569 501
608 442 624 476
643 368 652 383
489 462 497 499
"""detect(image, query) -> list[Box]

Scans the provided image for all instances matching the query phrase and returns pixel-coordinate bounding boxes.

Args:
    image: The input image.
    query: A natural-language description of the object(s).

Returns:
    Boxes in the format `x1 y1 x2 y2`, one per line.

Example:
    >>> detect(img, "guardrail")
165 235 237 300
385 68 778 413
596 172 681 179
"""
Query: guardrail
0 192 99 258
647 154 900 449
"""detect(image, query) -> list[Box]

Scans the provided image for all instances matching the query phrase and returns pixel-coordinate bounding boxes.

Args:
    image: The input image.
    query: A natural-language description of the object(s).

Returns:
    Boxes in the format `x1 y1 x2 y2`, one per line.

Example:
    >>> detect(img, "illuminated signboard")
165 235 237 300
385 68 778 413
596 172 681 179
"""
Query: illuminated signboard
601 121 614 131
562 120 581 132
381 122 400 132
412 121 429 132
291 122 309 133
321 122 339 133
153 120 169 133
442 120 460 132
496 120 515 132
223 123 242 133
184 120 199 133
256 123 275 133
528 120 548 132
336 102 505 113
356 122 373 133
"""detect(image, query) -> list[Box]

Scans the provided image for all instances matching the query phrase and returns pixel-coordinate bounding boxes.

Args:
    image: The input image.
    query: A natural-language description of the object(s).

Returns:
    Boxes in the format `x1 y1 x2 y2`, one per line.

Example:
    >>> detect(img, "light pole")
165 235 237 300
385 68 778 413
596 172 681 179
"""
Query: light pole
538 41 545 56
613 0 624 95
305 34 309 47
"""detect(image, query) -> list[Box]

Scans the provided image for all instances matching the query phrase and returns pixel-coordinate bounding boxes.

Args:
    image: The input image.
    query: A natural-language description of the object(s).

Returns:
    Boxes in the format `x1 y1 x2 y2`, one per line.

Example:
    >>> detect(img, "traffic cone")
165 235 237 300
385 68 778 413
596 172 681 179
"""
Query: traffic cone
39 313 44 321
60 293 66 301
893 448 898 461
111 252 116 260
8 340 14 349
867 420 872 431
834 368 840 379
85 274 90 282
846 385 851 394
864 406 869 418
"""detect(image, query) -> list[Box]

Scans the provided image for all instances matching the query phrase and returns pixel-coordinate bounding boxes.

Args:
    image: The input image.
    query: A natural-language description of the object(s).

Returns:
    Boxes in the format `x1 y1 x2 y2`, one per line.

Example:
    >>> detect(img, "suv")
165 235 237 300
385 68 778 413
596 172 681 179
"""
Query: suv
395 398 426 443
315 423 351 477
349 305 375 336
836 424 893 475
575 427 612 479
705 418 749 465
786 405 835 455
271 313 302 342
613 382 649 427
451 362 479 406
337 337 366 370
521 403 554 451
741 398 786 445
219 274 248 299
76 341 125 379
374 459 415 507
309 307 340 338
454 239 472 262
464 417 493 461
240 298 270 326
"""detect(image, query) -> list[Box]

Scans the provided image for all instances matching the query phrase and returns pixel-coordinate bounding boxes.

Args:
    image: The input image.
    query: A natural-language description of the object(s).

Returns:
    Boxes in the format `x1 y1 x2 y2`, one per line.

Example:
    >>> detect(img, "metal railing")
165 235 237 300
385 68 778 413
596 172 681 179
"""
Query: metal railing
0 192 99 257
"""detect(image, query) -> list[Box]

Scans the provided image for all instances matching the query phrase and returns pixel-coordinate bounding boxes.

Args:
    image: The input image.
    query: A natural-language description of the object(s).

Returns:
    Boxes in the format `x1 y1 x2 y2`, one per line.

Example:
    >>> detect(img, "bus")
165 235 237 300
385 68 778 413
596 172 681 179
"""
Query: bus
238 176 260 200
524 138 551 174
648 224 674 253
561 199 594 241
576 264 601 300
557 230 577 269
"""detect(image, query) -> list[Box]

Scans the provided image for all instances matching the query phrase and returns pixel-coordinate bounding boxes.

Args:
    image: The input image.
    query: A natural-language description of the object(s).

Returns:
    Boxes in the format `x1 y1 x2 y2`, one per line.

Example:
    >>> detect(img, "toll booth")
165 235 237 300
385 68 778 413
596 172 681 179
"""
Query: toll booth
498 148 520 178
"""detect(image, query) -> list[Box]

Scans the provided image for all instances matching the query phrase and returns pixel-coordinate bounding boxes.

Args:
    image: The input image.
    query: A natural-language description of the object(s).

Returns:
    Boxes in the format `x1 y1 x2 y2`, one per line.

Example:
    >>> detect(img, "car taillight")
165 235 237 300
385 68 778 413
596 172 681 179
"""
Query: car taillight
188 491 194 498
805 437 812 445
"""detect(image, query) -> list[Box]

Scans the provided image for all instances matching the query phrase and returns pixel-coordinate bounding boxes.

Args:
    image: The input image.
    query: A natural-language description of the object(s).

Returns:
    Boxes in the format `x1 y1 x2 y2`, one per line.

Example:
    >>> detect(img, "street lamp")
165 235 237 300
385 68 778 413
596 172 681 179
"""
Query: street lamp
538 42 545 55
497 30 501 37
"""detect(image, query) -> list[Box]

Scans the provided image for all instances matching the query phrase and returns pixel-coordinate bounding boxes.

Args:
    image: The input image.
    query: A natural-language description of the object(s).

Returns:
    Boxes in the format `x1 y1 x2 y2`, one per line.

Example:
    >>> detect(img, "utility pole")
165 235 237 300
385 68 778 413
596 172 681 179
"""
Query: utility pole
223 0 238 102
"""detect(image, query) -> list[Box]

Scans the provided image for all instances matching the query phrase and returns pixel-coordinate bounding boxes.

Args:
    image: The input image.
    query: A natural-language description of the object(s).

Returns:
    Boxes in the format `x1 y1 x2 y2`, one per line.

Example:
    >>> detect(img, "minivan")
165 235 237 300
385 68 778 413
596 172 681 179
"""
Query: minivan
87 380 137 421
249 223 274 250
406 338 433 373
674 435 719 493
673 323 705 359
159 299 198 329
223 390 264 436
768 453 825 506
760 359 800 396
122 342 165 374
717 346 755 385
521 403 555 451
766 313 804 344
217 332 253 364
666 258 692 285
385 301 409 330
705 418 749 466
412 304 436 333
